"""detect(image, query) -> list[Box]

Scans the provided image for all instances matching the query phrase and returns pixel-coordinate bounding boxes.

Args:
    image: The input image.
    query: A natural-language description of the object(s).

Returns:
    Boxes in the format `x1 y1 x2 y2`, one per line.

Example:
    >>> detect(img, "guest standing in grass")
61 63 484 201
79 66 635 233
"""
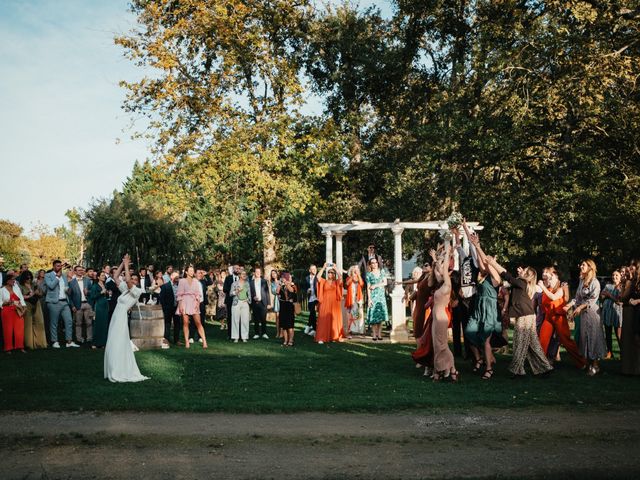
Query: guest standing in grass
177 265 207 349
278 271 297 347
484 256 553 379
565 260 605 376
315 263 344 344
600 269 623 359
18 270 47 350
230 270 251 343
538 267 586 369
89 272 110 349
366 258 388 341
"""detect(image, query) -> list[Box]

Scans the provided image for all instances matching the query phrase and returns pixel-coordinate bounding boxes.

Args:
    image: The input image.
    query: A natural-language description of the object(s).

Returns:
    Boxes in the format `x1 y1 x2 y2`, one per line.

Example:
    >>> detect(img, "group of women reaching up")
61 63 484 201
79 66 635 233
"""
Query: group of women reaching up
410 218 615 382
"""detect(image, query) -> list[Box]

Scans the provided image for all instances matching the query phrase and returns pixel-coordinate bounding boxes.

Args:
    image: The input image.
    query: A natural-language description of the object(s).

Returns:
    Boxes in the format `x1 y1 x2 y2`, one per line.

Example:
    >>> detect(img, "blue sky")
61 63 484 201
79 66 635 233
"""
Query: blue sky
0 0 392 234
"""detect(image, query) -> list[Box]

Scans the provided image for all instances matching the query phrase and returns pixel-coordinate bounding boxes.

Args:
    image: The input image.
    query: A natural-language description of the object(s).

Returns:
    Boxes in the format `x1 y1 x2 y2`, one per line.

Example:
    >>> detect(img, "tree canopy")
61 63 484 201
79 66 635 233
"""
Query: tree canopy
77 0 640 275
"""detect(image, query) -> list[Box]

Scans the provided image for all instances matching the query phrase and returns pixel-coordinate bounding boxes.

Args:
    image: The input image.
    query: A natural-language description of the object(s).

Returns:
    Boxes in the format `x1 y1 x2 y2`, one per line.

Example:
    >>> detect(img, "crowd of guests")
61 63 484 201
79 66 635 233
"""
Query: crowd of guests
1 233 640 383
407 220 640 381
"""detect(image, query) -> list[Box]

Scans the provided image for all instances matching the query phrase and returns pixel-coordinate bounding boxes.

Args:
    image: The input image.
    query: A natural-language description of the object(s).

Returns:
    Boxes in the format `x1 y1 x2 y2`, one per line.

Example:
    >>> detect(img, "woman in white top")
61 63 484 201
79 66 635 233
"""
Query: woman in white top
104 254 149 382
1 273 26 353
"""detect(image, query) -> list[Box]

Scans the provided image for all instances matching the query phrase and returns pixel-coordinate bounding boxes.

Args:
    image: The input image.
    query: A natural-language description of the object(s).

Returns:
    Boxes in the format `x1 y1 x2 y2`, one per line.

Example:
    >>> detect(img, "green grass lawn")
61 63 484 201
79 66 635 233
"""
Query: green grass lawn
0 314 637 413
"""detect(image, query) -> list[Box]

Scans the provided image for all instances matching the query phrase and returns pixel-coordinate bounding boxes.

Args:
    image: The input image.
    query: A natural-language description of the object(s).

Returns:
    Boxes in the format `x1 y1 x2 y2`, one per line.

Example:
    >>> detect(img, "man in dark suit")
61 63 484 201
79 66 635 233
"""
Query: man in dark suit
105 266 121 322
159 272 181 345
138 267 153 303
223 264 240 340
303 264 319 336
68 266 94 344
249 266 270 339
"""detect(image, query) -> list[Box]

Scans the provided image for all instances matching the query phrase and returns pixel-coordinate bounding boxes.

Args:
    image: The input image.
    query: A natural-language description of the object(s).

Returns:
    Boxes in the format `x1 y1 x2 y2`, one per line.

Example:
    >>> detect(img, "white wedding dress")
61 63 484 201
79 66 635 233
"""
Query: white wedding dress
104 281 149 383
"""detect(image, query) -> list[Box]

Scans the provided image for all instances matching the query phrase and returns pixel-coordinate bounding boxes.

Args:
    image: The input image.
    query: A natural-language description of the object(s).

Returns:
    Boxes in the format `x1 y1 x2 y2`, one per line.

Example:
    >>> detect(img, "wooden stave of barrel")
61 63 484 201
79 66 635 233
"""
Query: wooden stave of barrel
130 304 165 349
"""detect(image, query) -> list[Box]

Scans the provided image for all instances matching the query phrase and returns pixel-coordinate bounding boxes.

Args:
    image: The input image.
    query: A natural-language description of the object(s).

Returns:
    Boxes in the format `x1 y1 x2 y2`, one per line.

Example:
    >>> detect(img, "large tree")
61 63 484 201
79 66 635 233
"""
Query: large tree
116 0 345 271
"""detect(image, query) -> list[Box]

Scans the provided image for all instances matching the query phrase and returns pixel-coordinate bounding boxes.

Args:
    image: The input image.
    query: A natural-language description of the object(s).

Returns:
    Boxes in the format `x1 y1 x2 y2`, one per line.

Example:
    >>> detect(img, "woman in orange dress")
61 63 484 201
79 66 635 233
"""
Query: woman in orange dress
538 267 586 369
315 263 344 344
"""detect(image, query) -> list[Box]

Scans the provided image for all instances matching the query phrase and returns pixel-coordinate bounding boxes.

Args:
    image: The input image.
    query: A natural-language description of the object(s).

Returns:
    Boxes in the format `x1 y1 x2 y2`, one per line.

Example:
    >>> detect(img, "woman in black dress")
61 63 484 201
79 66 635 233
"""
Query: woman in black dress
278 271 297 347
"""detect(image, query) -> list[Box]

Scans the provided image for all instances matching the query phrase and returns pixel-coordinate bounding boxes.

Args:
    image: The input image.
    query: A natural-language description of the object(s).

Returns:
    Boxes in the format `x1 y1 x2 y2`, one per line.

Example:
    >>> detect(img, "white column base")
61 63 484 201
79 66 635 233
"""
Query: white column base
390 286 409 343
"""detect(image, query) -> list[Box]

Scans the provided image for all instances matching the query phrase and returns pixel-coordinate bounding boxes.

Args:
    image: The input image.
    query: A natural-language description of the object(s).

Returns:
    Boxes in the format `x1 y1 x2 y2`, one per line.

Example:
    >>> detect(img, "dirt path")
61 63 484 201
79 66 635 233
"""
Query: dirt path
2 409 639 479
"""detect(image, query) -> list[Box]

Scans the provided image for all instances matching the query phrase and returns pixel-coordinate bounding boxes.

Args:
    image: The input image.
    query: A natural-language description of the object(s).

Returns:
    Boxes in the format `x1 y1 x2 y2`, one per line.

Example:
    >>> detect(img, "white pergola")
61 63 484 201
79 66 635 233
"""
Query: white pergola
319 219 484 343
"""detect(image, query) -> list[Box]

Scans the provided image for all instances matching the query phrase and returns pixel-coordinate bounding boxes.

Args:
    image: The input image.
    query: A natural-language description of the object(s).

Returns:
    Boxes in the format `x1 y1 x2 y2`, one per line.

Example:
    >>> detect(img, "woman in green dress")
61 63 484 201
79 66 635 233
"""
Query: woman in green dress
366 258 388 341
89 272 110 348
465 223 503 380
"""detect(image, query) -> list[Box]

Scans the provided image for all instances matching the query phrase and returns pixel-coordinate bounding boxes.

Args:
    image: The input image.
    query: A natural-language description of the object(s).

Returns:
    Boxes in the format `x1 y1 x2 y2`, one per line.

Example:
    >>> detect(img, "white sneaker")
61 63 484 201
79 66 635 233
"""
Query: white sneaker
317 341 324 345
66 341 80 348
233 339 238 343
253 335 260 339
198 338 203 344
242 339 248 343
308 329 316 336
262 334 269 339
304 326 310 334
161 342 170 349
52 342 60 349
189 338 194 344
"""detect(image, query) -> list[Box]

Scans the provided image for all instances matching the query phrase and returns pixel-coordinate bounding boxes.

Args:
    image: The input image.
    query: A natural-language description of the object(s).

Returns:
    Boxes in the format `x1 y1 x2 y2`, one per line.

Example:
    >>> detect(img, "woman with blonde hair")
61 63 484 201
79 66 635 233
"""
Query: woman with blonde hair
345 265 364 338
431 241 459 382
485 256 552 378
565 259 606 376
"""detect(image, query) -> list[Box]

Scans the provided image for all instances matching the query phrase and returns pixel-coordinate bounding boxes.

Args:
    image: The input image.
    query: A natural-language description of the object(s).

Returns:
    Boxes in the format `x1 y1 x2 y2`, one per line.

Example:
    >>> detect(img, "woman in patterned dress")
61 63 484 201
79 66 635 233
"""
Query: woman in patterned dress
565 260 606 376
366 258 388 341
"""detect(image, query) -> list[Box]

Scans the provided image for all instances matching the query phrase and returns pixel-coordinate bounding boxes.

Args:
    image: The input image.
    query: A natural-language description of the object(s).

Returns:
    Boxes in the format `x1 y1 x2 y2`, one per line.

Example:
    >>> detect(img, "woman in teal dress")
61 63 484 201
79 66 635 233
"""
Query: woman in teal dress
89 272 110 348
366 258 388 341
600 270 623 359
465 222 503 380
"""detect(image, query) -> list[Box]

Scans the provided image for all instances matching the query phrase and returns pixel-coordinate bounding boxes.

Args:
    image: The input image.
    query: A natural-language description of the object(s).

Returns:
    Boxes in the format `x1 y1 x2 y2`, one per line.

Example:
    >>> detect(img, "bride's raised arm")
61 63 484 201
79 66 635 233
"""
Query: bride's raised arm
113 260 125 288
122 254 136 290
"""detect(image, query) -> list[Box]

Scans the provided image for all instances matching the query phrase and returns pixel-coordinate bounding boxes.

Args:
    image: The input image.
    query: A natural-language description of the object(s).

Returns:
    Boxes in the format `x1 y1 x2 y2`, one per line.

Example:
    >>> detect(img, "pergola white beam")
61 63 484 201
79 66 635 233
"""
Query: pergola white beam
319 221 484 232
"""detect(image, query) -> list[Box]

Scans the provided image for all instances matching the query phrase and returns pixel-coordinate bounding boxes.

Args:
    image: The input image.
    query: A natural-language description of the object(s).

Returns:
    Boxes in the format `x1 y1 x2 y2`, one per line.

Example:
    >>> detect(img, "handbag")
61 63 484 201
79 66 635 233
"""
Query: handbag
15 304 26 317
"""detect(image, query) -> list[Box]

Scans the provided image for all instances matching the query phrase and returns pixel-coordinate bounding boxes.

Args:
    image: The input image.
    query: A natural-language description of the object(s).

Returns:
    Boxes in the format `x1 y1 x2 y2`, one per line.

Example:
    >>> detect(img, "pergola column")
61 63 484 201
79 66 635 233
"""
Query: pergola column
334 232 345 277
324 230 334 265
390 223 409 343
334 232 348 331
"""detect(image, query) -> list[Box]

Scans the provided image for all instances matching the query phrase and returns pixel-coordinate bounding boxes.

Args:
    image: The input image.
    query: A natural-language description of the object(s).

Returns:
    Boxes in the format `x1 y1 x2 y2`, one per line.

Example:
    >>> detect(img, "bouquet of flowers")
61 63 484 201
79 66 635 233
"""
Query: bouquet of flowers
446 211 464 230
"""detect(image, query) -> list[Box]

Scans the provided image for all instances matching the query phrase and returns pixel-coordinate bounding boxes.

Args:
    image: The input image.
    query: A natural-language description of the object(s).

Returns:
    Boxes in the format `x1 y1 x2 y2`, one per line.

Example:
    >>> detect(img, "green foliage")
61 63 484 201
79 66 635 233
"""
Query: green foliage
0 219 29 269
83 191 189 269
93 0 640 273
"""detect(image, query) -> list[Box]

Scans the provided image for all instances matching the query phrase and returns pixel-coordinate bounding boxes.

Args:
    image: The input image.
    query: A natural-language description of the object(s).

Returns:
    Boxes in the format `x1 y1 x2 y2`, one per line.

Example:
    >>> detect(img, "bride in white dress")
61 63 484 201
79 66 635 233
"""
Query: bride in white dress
104 254 149 383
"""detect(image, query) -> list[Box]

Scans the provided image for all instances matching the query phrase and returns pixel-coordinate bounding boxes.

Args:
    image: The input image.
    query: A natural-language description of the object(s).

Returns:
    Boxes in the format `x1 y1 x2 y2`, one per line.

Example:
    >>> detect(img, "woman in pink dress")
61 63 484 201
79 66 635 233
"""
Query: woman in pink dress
177 265 207 349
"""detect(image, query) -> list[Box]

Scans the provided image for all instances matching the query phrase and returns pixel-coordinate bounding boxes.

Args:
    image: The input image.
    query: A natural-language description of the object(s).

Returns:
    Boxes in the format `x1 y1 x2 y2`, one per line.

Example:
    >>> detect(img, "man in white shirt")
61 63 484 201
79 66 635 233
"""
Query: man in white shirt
43 260 79 348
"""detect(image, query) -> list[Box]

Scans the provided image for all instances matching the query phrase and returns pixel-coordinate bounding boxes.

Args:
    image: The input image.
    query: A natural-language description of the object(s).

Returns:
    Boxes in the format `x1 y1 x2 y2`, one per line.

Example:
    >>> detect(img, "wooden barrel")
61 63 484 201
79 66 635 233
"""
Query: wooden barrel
130 304 164 349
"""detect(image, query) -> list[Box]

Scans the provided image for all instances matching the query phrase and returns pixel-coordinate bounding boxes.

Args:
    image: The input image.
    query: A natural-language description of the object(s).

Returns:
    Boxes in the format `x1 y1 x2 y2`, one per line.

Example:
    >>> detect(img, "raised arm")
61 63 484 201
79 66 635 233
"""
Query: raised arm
123 254 135 290
112 261 125 288
317 263 327 279
440 241 452 290
539 281 564 301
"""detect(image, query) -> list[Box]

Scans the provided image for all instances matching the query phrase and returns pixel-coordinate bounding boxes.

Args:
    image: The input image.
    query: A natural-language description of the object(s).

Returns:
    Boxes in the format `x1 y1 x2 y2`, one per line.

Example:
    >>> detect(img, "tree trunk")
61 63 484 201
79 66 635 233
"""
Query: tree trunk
262 218 277 278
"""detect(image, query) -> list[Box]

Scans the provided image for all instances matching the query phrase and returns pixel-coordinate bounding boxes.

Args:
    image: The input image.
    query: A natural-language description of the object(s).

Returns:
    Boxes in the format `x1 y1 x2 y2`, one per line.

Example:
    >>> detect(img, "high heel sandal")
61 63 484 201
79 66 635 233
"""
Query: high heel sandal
472 359 484 373
432 371 443 382
449 370 460 383
481 368 494 380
